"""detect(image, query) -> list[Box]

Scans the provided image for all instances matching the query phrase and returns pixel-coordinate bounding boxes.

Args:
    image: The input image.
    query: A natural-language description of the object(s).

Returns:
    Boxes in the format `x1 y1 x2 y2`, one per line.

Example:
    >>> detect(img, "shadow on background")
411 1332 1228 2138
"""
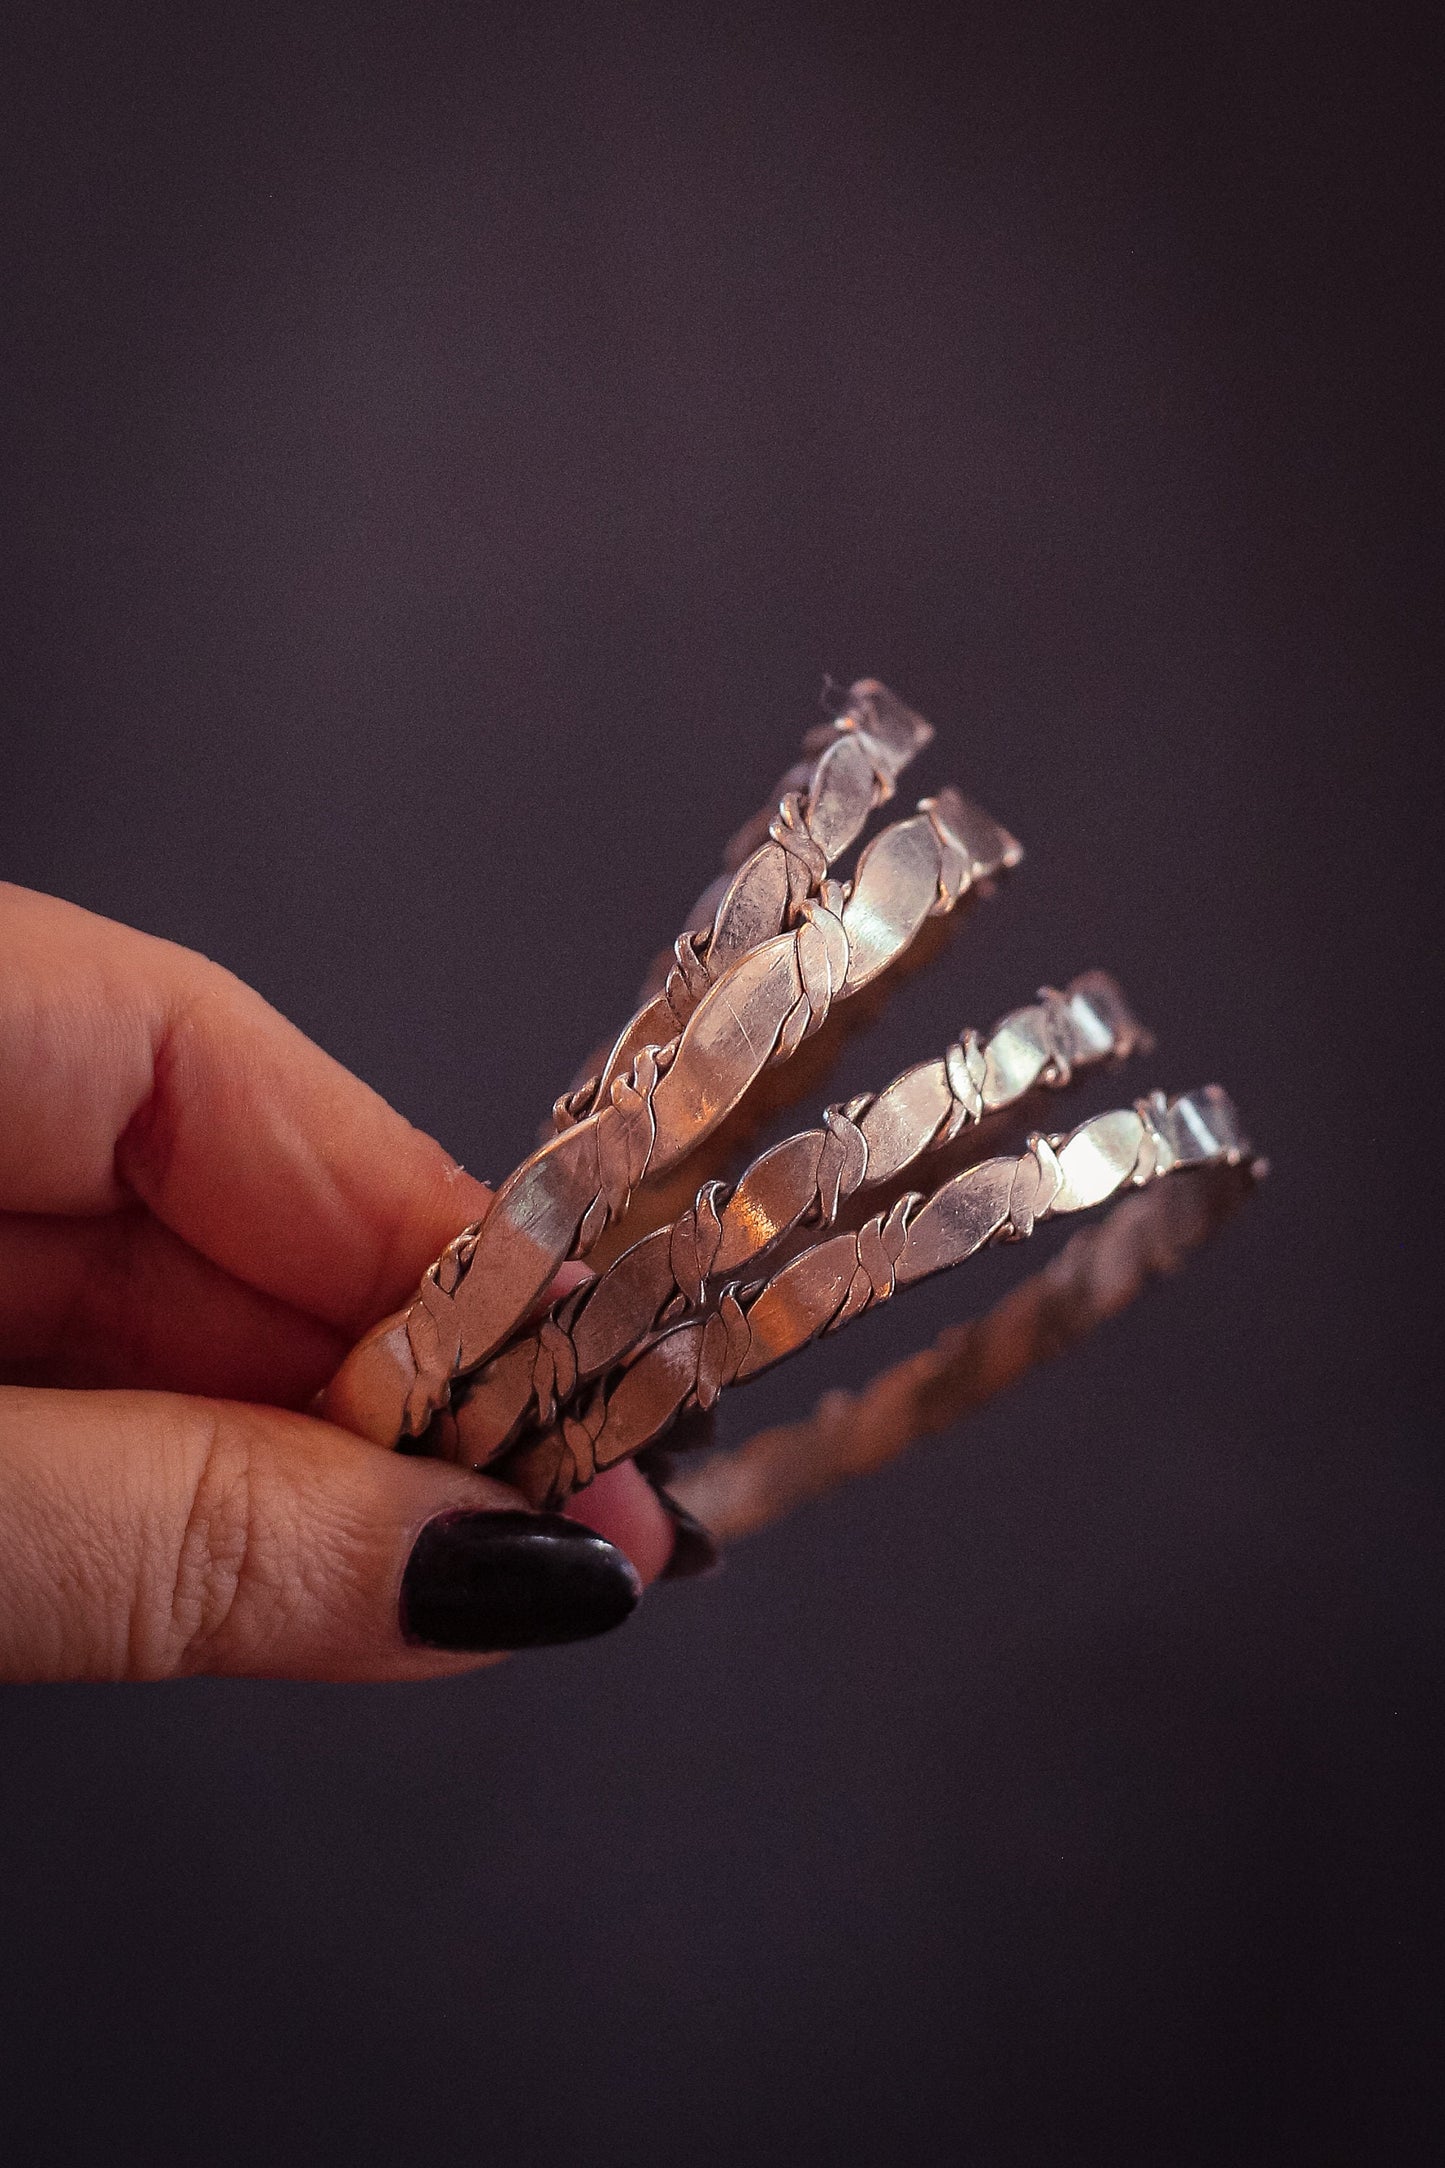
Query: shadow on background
1 4 1439 2162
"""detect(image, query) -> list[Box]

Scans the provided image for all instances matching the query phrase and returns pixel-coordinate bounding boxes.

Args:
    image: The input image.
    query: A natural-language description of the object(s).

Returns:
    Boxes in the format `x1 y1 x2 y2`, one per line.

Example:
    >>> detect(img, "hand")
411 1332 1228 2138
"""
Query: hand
0 884 675 1683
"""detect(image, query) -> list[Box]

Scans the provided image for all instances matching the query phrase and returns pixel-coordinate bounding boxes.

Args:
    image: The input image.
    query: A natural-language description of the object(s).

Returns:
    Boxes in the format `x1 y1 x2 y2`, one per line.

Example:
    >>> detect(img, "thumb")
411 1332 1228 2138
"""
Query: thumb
0 1386 642 1682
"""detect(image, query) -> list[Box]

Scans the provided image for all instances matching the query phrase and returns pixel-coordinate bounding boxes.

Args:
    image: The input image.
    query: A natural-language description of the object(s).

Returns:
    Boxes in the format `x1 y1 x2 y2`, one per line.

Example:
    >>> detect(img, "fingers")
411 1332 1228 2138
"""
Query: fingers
563 1459 678 1587
0 1384 657 1683
0 884 493 1332
0 1207 345 1402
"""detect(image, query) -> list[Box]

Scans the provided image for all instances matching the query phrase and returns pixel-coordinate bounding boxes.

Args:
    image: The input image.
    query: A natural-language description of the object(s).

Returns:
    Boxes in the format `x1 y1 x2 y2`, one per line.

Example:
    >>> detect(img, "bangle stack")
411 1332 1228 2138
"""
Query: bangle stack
322 680 1261 1543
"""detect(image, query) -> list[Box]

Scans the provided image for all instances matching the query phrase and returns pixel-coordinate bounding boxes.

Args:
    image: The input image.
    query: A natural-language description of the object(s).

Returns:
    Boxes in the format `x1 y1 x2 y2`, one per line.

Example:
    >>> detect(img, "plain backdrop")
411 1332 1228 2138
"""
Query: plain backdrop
1 4 1440 2163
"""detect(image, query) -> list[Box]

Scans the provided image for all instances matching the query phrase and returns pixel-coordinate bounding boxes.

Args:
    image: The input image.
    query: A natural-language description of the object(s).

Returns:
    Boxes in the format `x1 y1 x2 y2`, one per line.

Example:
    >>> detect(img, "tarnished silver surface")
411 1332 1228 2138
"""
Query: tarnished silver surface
321 681 1021 1447
499 1087 1253 1508
446 971 1146 1468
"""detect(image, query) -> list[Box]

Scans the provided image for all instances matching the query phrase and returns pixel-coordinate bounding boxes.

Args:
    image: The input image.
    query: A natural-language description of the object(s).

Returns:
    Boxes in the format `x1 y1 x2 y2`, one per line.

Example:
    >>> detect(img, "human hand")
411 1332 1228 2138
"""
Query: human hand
0 884 676 1683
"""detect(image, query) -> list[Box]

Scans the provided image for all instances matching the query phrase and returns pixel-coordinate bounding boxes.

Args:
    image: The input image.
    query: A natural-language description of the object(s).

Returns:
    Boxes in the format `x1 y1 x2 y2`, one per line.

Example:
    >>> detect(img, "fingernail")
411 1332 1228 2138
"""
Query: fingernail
652 1484 723 1582
400 1510 641 1651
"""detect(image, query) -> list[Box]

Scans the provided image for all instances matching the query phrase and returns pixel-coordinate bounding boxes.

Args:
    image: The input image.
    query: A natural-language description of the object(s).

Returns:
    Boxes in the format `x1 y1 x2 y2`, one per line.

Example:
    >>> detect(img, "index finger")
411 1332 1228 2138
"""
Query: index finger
0 884 493 1333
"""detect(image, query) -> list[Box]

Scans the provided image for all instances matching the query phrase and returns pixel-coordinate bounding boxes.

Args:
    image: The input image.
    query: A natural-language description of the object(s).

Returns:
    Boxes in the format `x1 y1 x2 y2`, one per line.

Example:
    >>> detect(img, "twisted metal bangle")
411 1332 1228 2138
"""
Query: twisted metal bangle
442 971 1147 1469
555 678 939 1127
668 1146 1262 1546
497 1087 1253 1509
321 698 1020 1447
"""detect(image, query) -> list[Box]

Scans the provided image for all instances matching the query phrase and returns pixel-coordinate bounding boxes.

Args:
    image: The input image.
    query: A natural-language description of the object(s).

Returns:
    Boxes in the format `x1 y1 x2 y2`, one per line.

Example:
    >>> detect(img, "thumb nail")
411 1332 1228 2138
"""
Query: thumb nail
400 1510 641 1651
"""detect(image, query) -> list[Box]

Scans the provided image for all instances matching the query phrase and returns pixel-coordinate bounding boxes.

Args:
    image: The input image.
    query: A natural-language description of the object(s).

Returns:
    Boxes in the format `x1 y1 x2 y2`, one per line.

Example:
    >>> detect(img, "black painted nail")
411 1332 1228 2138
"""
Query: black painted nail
652 1484 723 1582
400 1510 641 1651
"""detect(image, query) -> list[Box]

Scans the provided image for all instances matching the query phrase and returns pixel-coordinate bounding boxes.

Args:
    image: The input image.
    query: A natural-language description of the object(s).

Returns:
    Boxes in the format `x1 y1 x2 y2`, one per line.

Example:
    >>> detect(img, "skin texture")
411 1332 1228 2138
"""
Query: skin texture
0 882 674 1683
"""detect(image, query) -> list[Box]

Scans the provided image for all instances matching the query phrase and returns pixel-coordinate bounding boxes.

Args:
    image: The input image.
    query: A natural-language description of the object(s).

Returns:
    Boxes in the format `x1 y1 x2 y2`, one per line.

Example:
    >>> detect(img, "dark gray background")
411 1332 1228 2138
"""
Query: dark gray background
1 4 1440 2162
